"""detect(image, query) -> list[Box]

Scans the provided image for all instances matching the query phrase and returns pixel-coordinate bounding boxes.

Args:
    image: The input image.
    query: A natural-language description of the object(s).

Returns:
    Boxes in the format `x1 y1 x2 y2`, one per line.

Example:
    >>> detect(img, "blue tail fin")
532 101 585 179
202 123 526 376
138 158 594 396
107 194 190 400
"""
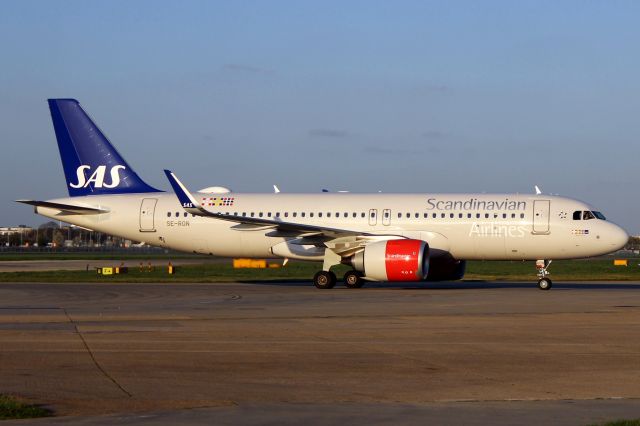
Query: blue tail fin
48 99 161 197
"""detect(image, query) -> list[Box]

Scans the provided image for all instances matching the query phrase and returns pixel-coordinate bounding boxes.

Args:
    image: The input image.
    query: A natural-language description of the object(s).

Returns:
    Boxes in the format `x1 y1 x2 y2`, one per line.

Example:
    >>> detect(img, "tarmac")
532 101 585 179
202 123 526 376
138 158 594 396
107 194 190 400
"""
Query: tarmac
1 279 639 425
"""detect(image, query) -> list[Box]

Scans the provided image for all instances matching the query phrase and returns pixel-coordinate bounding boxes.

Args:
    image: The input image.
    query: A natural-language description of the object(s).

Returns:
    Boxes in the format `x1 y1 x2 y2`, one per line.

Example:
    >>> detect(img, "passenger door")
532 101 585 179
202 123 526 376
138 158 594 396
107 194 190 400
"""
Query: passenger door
532 200 550 234
139 198 158 232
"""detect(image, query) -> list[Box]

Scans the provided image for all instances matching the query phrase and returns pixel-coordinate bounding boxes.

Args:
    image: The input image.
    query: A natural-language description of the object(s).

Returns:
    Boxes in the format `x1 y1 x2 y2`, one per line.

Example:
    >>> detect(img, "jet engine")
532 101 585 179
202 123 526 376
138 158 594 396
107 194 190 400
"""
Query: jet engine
348 239 429 281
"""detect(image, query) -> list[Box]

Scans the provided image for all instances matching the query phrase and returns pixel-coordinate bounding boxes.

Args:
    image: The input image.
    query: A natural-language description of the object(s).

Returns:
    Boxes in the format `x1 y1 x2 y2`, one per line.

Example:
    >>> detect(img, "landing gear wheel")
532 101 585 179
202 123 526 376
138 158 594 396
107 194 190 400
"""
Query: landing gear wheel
314 271 337 289
538 278 552 291
343 270 365 289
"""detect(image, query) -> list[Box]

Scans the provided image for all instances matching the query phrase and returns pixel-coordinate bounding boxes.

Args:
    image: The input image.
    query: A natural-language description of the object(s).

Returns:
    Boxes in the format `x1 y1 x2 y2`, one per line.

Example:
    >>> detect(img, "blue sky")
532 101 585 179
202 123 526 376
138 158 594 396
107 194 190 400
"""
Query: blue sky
1 1 639 233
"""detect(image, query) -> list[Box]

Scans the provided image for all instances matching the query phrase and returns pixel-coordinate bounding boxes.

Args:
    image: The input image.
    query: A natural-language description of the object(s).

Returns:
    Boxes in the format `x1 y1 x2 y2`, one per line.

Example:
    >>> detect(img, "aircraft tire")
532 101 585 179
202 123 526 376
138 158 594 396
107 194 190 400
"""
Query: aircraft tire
314 271 337 289
343 270 365 289
538 278 552 290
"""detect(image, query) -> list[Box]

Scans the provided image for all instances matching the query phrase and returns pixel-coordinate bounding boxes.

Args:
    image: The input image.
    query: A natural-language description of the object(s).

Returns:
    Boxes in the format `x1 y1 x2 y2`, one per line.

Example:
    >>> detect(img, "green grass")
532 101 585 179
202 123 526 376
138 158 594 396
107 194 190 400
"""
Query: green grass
0 261 349 283
0 395 50 420
0 259 639 283
464 259 640 281
0 252 202 261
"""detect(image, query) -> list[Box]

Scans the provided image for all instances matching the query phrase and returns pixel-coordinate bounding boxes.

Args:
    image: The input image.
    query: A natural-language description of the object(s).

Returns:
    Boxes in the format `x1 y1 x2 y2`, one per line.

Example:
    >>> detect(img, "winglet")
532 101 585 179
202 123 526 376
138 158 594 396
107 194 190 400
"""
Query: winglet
534 185 542 195
163 170 204 214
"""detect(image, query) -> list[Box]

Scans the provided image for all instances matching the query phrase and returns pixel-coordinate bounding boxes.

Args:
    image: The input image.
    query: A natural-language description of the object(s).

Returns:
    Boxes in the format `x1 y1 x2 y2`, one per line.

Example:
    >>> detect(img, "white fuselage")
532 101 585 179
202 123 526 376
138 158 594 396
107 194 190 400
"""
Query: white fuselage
34 192 628 261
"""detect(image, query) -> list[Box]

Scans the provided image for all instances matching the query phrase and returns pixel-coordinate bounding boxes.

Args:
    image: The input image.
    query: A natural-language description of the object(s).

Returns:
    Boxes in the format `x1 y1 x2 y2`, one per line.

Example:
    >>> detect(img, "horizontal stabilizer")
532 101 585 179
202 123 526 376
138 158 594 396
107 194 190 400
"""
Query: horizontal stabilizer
15 200 109 215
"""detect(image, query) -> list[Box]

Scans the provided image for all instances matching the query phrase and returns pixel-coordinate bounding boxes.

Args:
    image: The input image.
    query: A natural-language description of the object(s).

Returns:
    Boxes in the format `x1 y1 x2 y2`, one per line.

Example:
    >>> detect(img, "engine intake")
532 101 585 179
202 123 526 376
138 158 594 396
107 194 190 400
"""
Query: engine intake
349 239 429 281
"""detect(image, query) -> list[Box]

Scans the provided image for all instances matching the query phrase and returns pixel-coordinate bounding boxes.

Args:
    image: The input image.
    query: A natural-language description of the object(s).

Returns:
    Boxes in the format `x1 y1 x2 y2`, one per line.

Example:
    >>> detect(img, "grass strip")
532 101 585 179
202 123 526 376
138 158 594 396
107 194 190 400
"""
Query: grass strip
0 395 50 420
0 259 639 283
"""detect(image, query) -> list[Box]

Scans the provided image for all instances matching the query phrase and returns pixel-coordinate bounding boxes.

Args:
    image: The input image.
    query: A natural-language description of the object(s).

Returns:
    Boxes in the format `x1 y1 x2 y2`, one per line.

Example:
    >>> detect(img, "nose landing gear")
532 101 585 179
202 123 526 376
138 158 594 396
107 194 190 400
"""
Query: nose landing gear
536 259 553 290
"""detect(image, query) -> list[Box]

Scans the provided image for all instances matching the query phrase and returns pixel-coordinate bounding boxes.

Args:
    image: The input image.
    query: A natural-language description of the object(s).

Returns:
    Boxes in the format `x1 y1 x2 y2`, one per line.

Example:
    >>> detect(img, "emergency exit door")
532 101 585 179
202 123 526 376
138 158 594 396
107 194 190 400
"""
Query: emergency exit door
382 209 391 226
139 198 158 232
369 209 377 226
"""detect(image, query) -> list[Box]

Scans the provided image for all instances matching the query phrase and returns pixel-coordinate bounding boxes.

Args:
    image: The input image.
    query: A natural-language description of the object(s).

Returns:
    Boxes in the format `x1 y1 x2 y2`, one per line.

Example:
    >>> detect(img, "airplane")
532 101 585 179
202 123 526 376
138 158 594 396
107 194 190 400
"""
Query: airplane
17 99 629 290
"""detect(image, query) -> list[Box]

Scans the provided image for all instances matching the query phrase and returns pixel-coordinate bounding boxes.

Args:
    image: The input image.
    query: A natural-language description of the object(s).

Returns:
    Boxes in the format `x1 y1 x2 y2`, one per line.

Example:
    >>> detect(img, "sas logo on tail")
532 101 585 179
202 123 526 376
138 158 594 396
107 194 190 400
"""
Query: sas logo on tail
69 165 126 189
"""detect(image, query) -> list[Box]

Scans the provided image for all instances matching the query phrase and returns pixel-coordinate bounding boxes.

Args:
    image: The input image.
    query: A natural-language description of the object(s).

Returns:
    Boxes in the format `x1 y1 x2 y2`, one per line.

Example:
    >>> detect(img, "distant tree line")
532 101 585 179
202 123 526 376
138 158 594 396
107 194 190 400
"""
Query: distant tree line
1 222 129 248
627 236 640 251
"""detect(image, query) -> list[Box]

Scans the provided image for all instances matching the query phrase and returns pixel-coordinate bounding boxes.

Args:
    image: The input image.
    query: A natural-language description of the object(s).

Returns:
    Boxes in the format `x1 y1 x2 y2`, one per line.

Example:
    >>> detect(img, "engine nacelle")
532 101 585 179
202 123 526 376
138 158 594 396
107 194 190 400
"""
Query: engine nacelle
349 239 429 281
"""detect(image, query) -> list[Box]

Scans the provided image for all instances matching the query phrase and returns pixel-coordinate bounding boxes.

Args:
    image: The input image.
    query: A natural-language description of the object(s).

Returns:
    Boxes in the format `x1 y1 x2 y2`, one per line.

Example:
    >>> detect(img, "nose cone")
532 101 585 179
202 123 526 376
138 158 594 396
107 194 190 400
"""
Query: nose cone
608 224 629 252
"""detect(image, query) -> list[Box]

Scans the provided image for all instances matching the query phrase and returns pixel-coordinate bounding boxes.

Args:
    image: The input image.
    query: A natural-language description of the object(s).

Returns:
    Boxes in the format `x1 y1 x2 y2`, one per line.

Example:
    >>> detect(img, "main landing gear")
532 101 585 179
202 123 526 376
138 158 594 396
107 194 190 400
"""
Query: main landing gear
313 249 366 289
343 270 365 289
312 270 365 289
536 259 553 290
313 270 336 289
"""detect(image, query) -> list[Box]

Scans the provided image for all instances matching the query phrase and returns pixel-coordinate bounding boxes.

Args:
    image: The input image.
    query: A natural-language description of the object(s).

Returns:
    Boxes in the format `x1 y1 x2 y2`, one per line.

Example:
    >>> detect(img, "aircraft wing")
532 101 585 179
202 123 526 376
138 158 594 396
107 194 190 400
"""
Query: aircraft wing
15 200 109 215
164 170 373 241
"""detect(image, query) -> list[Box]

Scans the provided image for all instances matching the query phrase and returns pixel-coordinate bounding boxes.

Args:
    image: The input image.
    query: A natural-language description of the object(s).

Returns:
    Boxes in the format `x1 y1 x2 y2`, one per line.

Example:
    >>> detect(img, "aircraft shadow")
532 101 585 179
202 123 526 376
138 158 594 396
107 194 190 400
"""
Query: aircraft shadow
240 280 640 291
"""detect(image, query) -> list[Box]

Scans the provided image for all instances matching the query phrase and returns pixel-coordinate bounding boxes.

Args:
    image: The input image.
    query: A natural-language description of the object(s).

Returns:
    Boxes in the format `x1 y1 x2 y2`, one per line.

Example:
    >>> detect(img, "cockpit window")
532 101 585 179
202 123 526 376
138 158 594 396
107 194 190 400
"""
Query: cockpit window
573 210 606 220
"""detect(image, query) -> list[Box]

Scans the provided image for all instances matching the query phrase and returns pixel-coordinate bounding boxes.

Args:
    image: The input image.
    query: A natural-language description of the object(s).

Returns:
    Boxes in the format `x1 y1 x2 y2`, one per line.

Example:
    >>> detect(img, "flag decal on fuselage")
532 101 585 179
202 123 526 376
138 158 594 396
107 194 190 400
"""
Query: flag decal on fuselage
201 197 235 207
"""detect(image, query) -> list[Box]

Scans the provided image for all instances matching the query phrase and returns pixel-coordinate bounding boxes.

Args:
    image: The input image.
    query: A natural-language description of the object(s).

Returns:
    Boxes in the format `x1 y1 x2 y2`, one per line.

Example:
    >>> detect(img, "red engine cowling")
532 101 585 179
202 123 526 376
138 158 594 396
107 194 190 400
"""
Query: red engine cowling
350 239 429 281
